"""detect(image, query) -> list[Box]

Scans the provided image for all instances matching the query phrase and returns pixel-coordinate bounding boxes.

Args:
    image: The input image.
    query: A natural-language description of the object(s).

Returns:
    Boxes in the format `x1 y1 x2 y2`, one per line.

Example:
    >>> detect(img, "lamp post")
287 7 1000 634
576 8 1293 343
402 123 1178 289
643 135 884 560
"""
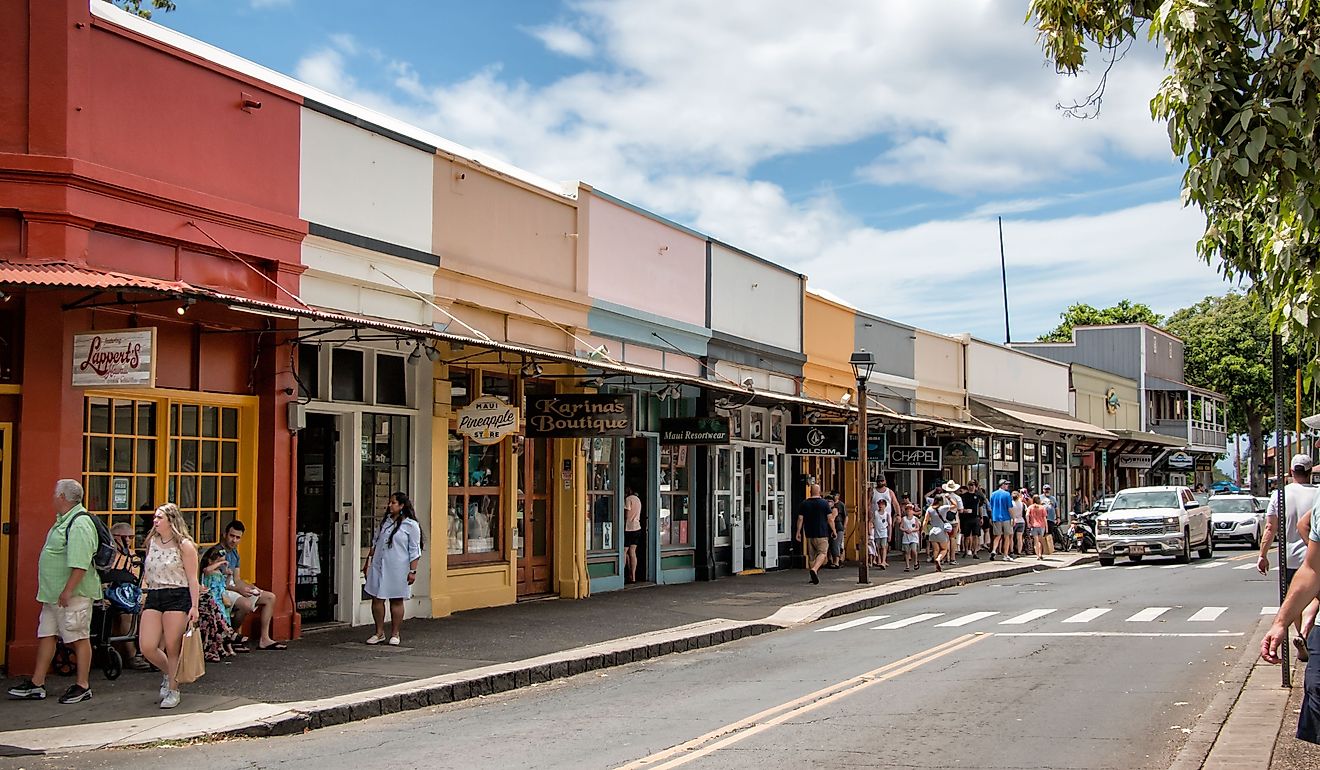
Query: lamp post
850 349 877 585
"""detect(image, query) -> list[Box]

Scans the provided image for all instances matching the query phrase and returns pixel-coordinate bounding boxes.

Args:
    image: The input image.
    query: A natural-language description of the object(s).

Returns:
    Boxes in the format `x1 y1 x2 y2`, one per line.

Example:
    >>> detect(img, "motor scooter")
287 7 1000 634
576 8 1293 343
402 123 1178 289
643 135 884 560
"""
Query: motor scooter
1070 510 1098 553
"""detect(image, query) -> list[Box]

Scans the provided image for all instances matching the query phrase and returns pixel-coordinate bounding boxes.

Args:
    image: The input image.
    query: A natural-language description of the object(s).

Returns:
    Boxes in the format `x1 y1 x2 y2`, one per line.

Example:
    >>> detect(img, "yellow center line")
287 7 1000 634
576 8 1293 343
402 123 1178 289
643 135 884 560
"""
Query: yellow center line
616 633 989 770
1227 553 1254 562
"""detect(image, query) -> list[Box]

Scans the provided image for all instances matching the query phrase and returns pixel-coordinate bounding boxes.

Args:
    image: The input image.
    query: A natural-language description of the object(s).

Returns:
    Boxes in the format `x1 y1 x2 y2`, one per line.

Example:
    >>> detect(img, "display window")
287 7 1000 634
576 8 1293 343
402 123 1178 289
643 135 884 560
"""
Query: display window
445 368 506 565
659 444 691 547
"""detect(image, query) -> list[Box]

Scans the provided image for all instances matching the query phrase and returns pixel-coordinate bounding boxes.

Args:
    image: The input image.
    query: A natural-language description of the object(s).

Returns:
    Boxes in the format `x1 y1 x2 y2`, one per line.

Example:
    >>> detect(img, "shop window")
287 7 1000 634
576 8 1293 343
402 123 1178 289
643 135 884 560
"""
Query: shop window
992 439 1003 462
331 348 364 402
375 353 407 407
1003 440 1018 462
297 344 320 400
482 372 513 404
714 447 733 544
447 429 502 562
660 445 691 548
84 395 251 551
449 369 472 410
1023 442 1037 463
361 414 410 549
587 438 618 553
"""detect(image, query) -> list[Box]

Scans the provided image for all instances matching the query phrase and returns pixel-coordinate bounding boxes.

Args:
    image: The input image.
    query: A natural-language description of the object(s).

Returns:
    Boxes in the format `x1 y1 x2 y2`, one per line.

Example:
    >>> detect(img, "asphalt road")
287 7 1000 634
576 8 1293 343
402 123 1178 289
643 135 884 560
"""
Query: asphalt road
2 548 1280 770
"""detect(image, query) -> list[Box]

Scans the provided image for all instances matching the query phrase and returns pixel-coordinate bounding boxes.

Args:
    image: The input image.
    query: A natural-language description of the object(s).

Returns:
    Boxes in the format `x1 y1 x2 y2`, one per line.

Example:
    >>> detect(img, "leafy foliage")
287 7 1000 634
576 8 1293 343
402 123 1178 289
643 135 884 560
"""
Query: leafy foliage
105 0 177 20
1037 299 1163 341
1028 1 1320 374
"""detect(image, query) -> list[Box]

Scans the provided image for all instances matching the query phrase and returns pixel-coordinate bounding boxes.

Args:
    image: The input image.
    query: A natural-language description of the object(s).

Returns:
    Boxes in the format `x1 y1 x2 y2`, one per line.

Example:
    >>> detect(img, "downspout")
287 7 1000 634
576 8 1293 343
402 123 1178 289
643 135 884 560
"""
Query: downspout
1139 331 1148 431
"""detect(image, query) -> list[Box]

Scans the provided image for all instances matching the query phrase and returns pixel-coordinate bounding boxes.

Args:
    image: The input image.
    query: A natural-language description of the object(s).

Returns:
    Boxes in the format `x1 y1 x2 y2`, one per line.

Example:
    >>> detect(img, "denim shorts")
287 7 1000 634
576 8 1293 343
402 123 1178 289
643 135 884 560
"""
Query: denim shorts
144 587 192 614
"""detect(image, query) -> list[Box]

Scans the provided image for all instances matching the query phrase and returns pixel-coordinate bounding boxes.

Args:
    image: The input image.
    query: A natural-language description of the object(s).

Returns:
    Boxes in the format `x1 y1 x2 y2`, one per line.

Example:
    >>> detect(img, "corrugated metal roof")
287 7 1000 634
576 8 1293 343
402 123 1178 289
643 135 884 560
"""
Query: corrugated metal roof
0 262 193 293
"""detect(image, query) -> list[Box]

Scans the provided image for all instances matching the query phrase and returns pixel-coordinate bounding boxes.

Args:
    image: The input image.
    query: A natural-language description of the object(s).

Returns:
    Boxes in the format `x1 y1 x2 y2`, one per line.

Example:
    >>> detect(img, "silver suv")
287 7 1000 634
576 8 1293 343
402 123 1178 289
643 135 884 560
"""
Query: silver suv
1096 485 1213 566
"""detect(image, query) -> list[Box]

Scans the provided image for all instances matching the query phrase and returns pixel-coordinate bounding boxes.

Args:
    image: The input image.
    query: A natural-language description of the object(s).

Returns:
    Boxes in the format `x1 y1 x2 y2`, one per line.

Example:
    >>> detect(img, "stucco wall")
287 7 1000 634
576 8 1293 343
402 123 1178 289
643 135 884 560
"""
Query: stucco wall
584 193 706 328
300 108 434 253
300 235 434 324
803 292 856 402
709 243 802 353
914 329 965 418
966 338 1069 413
1071 364 1139 431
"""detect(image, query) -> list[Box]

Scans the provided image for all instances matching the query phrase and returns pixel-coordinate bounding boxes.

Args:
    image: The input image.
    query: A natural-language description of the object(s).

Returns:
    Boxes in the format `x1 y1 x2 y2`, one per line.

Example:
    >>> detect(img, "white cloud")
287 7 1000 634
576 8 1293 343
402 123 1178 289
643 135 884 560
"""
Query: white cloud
250 0 294 8
526 24 595 58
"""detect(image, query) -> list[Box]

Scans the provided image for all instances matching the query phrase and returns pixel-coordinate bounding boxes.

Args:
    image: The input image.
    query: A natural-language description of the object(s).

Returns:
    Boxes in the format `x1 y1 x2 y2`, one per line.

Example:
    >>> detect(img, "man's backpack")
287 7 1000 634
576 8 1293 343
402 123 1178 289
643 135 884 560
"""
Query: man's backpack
63 510 117 574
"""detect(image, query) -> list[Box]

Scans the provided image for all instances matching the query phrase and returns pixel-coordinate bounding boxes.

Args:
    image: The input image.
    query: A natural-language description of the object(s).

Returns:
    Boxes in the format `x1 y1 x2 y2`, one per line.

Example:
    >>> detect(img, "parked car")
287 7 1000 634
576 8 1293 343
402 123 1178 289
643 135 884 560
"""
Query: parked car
1211 480 1242 494
1208 494 1266 548
1096 486 1214 566
1256 496 1272 512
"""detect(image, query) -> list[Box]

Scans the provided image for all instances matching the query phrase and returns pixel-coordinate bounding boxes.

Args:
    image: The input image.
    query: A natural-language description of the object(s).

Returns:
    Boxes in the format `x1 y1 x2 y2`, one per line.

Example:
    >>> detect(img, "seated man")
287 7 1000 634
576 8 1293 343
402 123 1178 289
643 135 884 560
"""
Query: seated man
221 520 287 650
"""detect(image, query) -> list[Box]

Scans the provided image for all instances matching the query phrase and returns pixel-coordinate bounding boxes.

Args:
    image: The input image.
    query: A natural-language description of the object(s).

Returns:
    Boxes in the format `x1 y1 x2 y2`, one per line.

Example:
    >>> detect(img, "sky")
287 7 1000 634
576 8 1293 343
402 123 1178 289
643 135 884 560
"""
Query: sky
143 0 1237 341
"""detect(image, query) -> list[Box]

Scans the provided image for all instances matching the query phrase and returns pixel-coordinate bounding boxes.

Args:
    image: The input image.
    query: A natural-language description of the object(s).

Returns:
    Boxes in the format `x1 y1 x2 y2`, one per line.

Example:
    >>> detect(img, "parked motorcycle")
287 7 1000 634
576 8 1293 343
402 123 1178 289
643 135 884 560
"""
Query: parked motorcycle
1070 511 1098 553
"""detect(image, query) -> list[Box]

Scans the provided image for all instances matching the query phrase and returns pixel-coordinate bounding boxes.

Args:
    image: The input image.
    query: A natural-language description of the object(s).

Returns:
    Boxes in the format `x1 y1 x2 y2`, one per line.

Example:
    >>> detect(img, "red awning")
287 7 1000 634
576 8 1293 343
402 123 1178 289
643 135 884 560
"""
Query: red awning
0 261 195 294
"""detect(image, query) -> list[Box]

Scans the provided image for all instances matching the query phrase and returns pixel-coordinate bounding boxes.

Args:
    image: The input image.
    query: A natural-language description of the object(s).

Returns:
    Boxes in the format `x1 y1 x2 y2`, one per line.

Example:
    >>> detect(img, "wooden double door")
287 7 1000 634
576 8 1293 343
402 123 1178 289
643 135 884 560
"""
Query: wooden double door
516 439 554 596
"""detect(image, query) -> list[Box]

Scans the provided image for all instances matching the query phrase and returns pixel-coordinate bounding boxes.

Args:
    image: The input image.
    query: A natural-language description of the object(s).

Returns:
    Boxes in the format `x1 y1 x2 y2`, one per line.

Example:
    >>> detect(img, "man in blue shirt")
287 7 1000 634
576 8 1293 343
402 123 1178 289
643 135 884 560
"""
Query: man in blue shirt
988 479 1015 561
221 521 285 650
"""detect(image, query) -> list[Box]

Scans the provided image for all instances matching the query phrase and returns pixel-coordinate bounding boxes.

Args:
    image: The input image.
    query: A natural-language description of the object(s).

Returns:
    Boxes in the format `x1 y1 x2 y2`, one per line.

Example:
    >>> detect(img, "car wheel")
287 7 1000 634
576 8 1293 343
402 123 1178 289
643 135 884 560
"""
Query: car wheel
1249 526 1260 550
1198 524 1214 559
1099 556 1115 567
1175 529 1191 563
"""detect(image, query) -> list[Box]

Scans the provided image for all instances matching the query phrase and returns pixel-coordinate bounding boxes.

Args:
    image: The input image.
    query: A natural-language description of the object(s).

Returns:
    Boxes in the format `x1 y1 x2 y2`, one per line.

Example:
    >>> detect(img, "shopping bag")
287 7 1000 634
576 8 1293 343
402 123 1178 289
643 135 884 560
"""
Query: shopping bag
176 623 206 684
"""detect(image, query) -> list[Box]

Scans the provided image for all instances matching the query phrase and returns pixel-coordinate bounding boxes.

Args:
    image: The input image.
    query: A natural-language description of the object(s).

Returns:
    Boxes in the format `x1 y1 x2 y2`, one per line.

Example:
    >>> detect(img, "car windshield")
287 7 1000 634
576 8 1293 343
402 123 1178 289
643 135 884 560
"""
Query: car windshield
1209 498 1256 513
1108 491 1180 511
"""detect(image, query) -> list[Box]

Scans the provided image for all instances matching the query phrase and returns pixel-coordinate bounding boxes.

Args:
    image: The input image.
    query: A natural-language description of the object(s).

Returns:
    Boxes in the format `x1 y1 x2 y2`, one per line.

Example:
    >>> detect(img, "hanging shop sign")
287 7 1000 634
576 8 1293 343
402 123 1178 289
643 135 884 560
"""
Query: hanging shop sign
1117 453 1152 469
526 393 634 438
72 327 157 387
846 431 887 461
785 424 847 457
887 445 943 470
659 417 731 445
1167 451 1195 470
456 396 520 445
943 440 980 465
1105 387 1120 415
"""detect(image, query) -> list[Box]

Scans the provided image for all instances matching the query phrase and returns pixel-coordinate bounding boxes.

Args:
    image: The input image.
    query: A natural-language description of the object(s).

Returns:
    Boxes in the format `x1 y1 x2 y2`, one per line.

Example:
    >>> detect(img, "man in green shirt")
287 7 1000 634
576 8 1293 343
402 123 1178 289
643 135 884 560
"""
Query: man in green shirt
6 479 101 704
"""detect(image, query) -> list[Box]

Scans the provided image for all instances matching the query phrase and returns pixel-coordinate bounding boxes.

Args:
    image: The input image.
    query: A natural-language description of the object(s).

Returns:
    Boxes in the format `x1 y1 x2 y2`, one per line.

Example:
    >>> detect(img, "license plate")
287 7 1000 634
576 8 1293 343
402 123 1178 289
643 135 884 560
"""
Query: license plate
1129 545 1146 555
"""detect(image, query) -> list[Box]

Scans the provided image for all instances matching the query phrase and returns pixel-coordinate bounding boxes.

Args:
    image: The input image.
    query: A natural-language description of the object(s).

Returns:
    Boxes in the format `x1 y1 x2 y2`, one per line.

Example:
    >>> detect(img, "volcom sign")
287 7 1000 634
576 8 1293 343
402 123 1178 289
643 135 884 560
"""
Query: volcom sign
456 396 519 445
785 424 847 456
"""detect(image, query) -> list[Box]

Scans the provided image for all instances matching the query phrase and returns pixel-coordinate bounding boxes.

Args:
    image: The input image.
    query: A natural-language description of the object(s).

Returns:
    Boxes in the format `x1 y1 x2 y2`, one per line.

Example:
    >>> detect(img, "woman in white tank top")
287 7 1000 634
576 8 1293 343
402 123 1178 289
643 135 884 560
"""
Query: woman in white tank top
138 503 199 710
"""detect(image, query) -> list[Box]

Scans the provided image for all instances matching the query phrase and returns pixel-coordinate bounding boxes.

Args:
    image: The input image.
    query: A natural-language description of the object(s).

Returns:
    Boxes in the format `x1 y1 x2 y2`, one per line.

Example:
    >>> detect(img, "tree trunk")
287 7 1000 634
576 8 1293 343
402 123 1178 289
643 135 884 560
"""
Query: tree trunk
1246 412 1266 496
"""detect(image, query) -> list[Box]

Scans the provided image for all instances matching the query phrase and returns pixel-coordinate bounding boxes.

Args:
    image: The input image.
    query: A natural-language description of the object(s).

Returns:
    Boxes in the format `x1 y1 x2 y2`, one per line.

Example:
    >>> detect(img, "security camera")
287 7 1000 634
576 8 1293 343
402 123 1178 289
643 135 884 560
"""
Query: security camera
741 377 755 388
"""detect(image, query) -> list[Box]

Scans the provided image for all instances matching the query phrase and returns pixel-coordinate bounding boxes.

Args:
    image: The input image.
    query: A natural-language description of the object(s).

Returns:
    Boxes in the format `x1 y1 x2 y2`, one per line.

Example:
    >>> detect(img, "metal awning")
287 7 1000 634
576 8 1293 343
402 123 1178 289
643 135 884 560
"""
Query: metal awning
971 399 1117 440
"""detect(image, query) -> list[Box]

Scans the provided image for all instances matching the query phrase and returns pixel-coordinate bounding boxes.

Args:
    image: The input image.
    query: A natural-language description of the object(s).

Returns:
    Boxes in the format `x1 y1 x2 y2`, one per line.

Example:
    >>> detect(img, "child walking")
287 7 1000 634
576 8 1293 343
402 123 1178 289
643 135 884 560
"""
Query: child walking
900 504 921 572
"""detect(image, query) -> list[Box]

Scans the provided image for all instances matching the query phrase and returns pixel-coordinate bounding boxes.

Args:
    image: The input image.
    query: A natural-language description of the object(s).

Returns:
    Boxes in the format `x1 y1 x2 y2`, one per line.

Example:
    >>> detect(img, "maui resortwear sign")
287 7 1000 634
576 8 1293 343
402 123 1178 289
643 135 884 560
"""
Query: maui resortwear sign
659 417 731 445
71 327 157 387
785 424 847 456
525 393 635 438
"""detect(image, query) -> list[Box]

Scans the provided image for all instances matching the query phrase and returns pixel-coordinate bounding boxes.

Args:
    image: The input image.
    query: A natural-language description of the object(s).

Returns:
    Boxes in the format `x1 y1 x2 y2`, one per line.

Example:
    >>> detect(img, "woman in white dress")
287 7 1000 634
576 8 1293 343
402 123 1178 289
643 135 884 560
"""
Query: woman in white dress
362 492 423 646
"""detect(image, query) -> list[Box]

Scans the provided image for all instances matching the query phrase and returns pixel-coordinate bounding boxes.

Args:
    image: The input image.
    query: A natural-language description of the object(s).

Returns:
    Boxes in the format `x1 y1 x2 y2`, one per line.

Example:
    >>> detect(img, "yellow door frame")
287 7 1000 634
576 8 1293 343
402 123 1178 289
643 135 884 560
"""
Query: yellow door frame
0 423 13 667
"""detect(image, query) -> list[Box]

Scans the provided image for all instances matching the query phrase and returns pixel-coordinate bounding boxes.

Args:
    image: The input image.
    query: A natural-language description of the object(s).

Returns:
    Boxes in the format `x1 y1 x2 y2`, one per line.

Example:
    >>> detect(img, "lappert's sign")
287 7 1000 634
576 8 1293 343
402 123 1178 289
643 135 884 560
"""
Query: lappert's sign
456 396 519 445
72 328 157 388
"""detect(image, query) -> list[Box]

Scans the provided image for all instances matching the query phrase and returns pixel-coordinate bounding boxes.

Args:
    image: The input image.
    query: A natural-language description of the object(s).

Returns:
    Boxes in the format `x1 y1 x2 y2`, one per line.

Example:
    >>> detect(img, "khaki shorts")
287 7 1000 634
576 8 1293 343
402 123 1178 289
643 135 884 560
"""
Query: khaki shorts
805 537 829 562
37 596 93 643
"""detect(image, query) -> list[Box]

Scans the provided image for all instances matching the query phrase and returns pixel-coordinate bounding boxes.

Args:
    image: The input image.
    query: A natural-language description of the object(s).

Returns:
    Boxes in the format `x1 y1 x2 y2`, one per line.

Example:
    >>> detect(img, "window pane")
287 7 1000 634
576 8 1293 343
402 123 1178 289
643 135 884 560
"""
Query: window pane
221 408 239 439
200 476 217 508
715 496 731 540
181 440 198 473
297 345 320 400
449 369 471 410
85 475 109 512
87 398 111 434
113 438 133 473
447 497 465 554
171 404 179 435
221 442 238 473
481 373 512 403
137 402 156 436
466 495 498 553
332 348 365 402
134 477 153 512
88 436 110 473
200 440 218 473
447 432 464 487
197 510 217 545
136 438 156 474
376 354 407 406
202 406 219 438
178 475 196 509
467 443 500 487
221 476 237 508
113 401 134 435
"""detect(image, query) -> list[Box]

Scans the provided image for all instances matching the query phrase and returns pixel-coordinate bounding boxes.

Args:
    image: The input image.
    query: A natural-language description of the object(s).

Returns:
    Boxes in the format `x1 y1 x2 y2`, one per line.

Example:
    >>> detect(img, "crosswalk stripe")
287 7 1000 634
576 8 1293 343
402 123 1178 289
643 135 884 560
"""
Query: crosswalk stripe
817 615 889 632
1193 561 1224 569
1000 609 1057 625
1262 606 1279 615
1126 565 1150 570
1062 608 1111 624
872 613 943 630
1126 607 1172 622
1160 564 1184 569
1090 566 1115 571
1233 563 1257 570
936 611 1000 627
1188 607 1228 622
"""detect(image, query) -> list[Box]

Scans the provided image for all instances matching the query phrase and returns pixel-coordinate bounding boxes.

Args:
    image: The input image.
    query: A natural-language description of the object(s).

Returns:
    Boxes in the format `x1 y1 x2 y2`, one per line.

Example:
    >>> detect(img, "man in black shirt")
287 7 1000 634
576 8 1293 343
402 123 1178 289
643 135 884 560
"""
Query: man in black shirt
795 483 835 584
959 480 988 559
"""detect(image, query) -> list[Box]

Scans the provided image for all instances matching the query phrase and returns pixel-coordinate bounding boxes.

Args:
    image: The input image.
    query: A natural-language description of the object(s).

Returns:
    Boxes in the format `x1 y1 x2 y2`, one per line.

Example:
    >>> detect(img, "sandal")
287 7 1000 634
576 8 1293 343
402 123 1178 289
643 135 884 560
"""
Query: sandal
257 641 289 651
128 655 152 671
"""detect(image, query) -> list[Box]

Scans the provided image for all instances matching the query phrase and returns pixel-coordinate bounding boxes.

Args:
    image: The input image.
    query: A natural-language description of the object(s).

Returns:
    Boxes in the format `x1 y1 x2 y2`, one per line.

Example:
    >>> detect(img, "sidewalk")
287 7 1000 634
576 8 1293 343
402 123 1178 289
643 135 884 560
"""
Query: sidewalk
0 551 1091 755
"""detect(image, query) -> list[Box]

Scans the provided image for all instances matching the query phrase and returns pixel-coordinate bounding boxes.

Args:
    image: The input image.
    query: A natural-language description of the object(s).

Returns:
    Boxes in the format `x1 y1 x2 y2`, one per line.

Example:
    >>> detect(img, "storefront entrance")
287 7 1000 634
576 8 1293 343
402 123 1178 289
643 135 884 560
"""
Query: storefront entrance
624 436 655 583
516 439 554 596
296 413 339 623
731 444 784 572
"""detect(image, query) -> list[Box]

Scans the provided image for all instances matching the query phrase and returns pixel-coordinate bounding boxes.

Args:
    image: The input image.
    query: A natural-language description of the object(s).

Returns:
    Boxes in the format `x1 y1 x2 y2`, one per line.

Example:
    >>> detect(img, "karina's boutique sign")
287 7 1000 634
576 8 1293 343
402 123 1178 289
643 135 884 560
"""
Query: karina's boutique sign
785 425 847 457
72 328 157 387
659 417 731 445
526 393 635 438
456 396 519 445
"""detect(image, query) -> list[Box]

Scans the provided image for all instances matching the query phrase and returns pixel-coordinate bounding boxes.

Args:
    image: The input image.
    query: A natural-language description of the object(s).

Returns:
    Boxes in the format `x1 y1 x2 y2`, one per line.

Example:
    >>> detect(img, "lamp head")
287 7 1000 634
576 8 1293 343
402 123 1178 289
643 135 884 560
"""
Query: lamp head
849 349 876 383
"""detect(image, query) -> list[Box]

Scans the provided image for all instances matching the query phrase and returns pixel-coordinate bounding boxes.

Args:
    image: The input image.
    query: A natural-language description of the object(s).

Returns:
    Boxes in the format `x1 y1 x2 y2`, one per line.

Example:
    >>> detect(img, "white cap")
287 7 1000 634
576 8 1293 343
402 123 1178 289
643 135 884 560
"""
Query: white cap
1291 453 1314 471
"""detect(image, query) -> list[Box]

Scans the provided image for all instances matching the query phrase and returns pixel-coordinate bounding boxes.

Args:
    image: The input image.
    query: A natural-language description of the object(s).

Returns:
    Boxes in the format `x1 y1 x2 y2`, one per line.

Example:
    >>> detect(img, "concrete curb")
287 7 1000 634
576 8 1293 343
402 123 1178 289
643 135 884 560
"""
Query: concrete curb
1168 617 1273 770
0 554 1092 754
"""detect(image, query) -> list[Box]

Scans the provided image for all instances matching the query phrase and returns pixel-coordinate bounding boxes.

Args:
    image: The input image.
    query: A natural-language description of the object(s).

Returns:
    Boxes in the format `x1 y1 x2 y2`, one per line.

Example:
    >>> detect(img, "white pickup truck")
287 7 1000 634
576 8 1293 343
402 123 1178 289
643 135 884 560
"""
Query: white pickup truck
1095 485 1214 566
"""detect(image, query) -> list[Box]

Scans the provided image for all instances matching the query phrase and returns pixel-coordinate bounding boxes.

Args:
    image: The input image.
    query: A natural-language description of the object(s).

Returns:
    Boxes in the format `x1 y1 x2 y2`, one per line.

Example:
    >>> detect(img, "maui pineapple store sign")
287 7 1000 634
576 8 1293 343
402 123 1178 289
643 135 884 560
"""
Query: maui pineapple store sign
456 396 520 445
72 328 157 387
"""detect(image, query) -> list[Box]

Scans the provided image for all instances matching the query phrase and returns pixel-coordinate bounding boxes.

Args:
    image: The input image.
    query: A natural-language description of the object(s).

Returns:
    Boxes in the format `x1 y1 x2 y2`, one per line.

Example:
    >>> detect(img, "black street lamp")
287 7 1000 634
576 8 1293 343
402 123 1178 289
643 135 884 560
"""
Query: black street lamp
849 349 877 585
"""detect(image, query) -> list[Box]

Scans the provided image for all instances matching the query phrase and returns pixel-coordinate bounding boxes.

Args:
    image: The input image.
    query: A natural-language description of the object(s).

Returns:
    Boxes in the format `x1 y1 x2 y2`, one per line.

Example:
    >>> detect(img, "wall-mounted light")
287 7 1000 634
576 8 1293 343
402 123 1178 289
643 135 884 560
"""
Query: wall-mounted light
175 298 196 316
521 362 545 378
408 343 423 363
0 291 10 303
658 383 682 401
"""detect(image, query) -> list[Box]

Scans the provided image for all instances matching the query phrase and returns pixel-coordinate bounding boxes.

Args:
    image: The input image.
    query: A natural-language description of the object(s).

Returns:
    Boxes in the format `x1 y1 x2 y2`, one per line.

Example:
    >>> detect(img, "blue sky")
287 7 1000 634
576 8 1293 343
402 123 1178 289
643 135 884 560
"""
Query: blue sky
144 0 1234 341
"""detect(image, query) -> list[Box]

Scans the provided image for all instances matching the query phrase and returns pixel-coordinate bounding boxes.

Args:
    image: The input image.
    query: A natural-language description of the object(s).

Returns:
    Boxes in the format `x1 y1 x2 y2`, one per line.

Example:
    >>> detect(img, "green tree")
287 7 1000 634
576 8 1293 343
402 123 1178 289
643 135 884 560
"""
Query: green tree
1165 292 1296 493
1028 1 1320 367
1038 299 1163 342
105 0 176 20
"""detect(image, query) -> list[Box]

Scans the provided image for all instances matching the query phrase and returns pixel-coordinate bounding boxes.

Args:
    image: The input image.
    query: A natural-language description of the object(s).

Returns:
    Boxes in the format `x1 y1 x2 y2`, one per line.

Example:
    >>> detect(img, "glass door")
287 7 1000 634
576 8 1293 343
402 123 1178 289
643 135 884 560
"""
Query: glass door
731 446 745 573
763 450 779 569
516 439 553 596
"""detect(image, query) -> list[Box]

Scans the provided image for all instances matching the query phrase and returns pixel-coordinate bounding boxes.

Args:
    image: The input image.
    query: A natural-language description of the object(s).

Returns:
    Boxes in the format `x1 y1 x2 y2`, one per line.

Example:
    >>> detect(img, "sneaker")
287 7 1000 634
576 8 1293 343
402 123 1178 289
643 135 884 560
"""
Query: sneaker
971 552 980 559
58 684 91 705
366 634 386 645
388 636 401 646
160 689 181 709
159 675 170 704
988 553 996 561
809 569 820 585
7 679 46 700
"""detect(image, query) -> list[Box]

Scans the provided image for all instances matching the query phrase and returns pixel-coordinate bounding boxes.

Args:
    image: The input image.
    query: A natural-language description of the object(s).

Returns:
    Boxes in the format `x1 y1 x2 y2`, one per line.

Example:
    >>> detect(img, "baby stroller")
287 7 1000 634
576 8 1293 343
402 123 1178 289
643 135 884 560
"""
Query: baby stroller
51 582 142 681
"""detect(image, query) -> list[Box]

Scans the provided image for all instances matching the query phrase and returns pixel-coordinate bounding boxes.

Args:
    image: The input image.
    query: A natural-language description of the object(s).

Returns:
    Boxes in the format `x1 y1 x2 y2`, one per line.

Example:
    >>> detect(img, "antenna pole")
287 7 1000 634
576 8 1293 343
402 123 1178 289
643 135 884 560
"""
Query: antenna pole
999 216 1011 344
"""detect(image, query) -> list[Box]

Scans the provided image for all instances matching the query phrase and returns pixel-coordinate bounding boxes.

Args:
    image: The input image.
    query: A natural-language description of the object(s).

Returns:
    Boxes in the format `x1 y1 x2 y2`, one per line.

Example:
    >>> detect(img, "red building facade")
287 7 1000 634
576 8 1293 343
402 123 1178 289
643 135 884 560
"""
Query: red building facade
0 0 308 672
